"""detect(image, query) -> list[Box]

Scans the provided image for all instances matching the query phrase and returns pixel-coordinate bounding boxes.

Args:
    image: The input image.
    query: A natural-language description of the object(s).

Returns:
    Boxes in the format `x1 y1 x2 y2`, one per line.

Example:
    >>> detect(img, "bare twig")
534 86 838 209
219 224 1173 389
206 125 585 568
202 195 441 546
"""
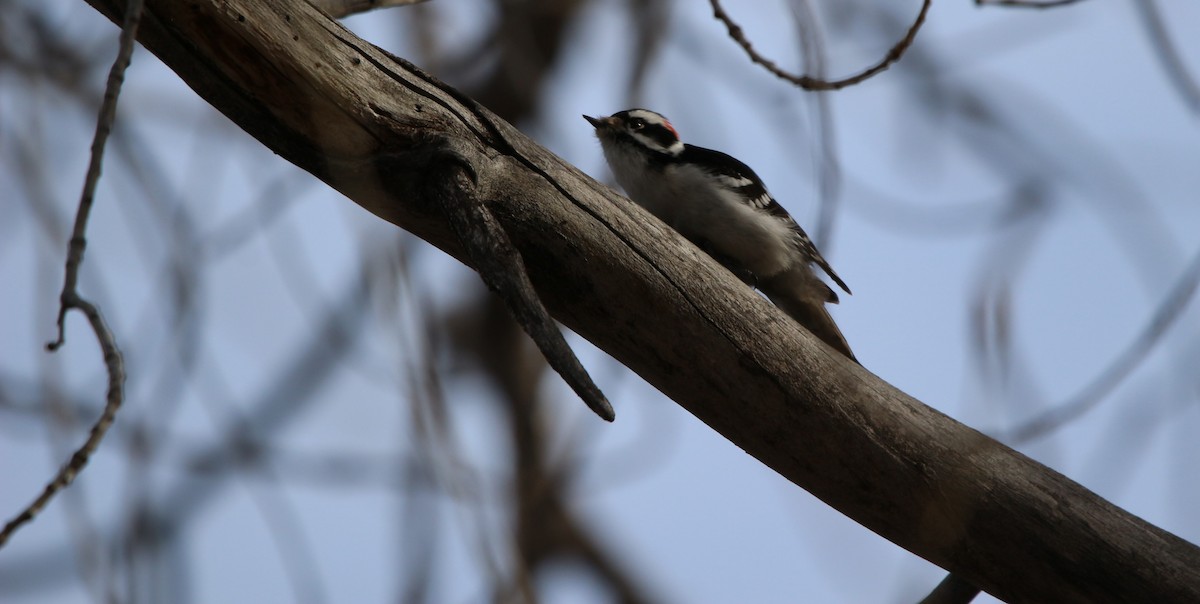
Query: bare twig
709 0 931 91
975 0 1084 8
0 0 142 549
1007 246 1200 443
432 159 615 422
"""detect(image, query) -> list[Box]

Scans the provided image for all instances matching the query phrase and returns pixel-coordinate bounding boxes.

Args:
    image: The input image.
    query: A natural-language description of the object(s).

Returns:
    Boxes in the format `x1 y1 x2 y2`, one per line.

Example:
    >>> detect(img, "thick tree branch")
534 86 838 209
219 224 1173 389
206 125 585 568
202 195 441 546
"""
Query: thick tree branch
78 0 1200 601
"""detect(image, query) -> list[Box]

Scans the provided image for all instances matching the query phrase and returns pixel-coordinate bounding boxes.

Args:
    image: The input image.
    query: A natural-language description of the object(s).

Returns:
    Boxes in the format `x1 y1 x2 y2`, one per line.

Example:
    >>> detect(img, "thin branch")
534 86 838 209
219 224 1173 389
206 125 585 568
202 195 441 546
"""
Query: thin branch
432 158 615 421
709 0 931 91
1007 246 1200 443
0 0 142 549
975 0 1084 8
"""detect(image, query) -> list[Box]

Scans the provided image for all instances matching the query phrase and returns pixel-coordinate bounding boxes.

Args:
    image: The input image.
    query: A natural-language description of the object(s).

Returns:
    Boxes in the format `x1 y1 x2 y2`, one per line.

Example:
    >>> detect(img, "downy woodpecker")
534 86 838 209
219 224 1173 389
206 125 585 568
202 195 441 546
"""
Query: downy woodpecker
584 109 855 362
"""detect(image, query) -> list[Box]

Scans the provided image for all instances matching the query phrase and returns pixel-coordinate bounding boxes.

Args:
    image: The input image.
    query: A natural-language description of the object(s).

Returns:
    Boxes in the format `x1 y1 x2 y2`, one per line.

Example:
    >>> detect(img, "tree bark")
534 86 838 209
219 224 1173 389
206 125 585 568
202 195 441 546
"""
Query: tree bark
80 0 1200 601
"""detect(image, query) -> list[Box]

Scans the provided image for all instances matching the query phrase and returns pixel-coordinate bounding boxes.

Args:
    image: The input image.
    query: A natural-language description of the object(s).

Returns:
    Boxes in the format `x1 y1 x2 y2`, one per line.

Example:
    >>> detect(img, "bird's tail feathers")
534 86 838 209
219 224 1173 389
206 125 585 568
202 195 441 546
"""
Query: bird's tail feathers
760 271 857 364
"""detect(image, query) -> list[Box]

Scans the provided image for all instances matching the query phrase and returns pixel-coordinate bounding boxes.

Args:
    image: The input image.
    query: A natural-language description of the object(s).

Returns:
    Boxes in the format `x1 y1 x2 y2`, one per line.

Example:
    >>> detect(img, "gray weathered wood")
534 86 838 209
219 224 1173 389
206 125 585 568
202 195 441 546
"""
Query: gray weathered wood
80 0 1200 601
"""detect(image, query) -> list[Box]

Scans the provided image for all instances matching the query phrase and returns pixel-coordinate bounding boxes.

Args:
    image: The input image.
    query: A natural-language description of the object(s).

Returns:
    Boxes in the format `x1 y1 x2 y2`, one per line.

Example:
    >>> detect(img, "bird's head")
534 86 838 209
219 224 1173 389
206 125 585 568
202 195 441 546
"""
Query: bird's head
583 109 684 157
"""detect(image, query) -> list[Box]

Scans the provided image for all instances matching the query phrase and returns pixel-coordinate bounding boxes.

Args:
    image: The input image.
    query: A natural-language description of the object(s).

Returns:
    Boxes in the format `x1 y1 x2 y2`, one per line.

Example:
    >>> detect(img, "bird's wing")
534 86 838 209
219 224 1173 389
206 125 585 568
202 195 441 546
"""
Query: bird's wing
681 145 851 295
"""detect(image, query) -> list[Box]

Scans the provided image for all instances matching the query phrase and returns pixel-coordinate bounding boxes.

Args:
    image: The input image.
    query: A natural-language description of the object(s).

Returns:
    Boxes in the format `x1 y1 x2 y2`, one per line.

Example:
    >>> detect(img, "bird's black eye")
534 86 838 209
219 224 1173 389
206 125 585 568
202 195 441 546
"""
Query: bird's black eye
628 118 646 130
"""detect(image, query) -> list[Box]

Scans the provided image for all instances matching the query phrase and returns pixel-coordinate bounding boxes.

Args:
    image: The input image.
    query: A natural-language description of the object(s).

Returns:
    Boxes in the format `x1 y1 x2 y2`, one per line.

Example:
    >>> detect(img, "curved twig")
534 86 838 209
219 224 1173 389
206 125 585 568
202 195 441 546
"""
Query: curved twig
709 0 931 91
0 0 141 549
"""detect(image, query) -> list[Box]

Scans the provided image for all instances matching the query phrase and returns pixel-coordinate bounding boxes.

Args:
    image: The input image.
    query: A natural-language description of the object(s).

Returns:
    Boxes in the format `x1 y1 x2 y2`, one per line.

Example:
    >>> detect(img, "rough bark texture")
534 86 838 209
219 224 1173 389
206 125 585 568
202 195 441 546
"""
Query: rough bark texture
81 1 1200 601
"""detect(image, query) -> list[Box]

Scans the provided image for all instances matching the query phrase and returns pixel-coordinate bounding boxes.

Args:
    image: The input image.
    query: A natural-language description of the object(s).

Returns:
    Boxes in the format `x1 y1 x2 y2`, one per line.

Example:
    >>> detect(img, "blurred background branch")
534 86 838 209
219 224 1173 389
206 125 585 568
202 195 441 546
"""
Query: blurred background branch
2 0 1198 602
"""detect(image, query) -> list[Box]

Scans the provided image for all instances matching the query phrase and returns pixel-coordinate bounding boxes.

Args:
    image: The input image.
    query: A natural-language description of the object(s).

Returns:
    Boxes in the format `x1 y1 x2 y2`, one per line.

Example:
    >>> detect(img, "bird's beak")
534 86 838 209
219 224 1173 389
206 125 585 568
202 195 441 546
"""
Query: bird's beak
583 114 613 129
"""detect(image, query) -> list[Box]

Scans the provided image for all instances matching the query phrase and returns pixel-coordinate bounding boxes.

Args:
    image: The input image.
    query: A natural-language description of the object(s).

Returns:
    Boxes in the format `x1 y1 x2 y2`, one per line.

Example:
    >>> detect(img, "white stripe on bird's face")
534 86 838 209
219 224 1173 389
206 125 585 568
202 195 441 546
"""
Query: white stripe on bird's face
621 109 684 156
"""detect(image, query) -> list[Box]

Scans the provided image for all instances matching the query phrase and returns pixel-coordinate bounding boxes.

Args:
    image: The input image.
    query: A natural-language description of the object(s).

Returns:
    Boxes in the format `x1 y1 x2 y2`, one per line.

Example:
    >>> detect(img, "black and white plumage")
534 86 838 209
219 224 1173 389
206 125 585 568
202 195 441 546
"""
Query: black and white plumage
584 108 856 362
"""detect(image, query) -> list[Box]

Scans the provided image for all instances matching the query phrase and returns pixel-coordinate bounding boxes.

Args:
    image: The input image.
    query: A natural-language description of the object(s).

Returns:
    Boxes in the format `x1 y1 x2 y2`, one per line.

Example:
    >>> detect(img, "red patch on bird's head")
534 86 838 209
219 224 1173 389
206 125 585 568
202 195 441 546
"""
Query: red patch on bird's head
661 119 679 140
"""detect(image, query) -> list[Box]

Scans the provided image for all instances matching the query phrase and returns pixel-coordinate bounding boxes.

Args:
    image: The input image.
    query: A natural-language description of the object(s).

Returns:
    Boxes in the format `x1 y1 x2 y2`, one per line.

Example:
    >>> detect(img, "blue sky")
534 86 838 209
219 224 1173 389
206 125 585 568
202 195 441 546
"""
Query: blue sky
2 1 1198 602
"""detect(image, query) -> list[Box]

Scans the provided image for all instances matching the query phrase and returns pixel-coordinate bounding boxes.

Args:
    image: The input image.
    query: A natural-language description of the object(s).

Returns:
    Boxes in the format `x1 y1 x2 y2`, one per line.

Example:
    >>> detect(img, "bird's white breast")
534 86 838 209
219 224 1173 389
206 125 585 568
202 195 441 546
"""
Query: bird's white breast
600 143 797 278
